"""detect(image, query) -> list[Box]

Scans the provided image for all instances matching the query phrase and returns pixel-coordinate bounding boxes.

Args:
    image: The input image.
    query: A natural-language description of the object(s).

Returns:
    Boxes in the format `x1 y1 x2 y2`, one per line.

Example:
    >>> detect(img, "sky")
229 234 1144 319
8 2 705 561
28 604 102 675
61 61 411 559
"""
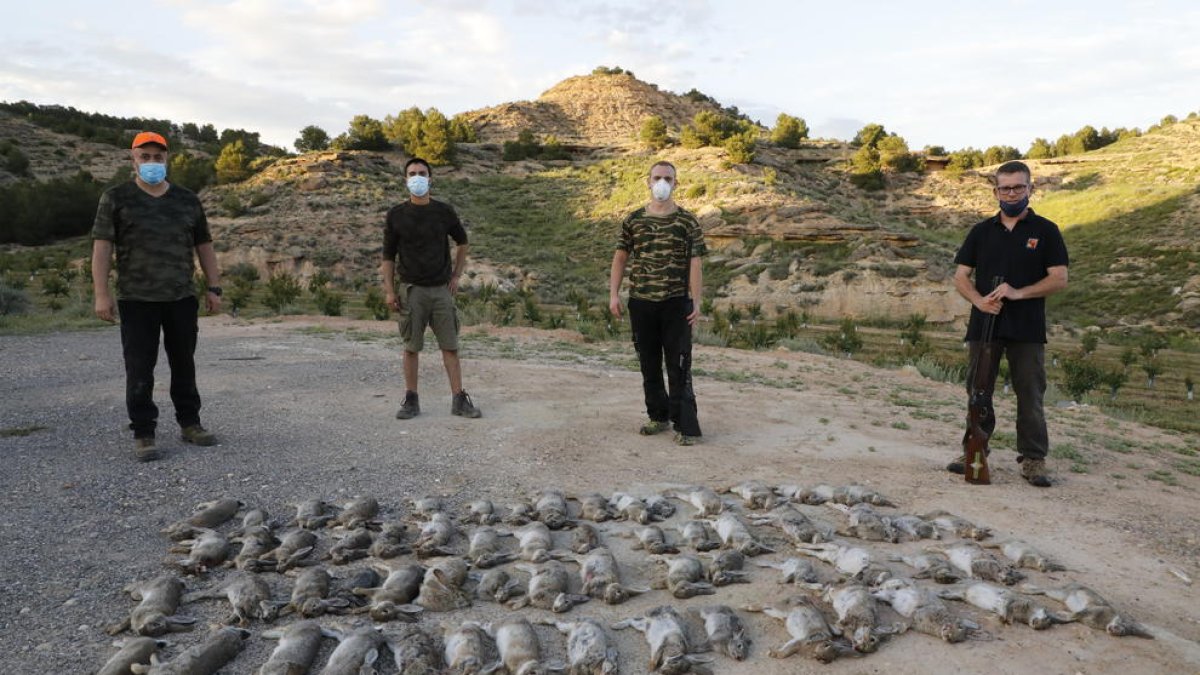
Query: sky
3 0 1199 152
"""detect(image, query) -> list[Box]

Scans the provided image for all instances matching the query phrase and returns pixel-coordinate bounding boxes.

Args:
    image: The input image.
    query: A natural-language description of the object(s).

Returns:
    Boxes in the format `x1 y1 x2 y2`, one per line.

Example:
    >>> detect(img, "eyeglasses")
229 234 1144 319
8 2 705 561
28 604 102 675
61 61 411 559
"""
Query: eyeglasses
995 185 1029 196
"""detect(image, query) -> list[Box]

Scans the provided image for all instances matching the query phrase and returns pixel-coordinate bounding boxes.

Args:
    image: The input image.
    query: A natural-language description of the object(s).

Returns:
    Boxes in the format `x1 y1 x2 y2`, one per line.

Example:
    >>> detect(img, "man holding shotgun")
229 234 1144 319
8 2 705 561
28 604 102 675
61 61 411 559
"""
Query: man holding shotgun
948 161 1069 487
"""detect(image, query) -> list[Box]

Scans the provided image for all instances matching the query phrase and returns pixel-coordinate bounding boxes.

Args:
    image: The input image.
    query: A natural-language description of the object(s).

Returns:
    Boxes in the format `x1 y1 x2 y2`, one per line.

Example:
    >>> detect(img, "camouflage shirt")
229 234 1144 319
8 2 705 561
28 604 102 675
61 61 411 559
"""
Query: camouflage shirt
617 206 707 301
92 182 212 302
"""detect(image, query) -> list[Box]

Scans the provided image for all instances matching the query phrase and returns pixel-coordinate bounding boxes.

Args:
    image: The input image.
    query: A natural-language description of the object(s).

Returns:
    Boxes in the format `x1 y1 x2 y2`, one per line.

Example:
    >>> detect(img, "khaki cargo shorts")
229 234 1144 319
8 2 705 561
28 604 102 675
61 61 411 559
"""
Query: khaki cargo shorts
397 284 459 352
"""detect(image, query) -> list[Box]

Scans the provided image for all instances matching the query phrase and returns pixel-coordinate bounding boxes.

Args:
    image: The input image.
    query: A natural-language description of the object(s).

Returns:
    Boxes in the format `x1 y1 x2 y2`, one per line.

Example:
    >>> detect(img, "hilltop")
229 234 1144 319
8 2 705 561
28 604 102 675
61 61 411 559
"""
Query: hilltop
463 70 735 146
2 71 1198 330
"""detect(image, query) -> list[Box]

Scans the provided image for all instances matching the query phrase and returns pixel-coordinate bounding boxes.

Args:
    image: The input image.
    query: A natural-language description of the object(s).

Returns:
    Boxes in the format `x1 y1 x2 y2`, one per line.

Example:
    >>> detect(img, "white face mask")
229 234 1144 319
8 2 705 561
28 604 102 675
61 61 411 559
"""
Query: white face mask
407 175 430 197
651 178 673 201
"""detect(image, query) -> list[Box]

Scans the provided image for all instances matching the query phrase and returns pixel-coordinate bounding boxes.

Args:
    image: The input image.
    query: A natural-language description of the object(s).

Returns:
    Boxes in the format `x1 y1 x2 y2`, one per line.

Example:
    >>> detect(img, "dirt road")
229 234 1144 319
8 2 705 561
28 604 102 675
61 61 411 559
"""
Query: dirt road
1 317 1197 673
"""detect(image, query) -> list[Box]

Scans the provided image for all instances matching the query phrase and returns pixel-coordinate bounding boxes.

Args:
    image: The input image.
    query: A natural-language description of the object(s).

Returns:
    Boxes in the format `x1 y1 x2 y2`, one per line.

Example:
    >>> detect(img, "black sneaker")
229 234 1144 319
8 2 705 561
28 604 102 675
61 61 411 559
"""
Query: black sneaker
451 391 481 418
396 391 420 419
946 455 966 474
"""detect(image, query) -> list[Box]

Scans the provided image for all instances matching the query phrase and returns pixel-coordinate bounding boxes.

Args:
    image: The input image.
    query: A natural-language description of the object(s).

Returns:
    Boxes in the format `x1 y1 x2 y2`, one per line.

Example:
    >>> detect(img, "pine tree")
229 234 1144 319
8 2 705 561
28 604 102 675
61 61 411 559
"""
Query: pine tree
639 115 668 150
214 140 251 184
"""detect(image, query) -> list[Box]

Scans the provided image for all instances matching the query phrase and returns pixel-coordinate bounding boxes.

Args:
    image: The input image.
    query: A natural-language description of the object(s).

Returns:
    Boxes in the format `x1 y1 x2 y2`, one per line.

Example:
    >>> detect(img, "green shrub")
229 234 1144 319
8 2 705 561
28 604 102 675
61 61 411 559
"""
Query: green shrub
226 279 254 313
294 125 331 152
771 113 808 148
774 309 802 339
1100 368 1127 400
311 247 341 269
41 274 70 297
850 169 885 190
314 288 344 316
723 131 756 164
225 262 260 283
523 296 542 323
307 269 332 294
263 272 302 312
3 271 27 289
502 129 541 161
1061 356 1104 401
364 287 390 320
639 115 669 150
913 355 965 383
221 192 246 218
4 146 30 176
739 322 774 350
824 317 863 355
539 135 569 161
214 140 252 184
875 264 918 278
0 282 31 315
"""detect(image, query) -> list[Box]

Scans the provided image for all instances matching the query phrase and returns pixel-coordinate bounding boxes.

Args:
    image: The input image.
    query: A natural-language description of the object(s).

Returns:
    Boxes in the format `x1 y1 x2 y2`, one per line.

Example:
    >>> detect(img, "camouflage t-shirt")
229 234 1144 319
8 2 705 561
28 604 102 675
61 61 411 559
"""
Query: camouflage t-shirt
92 182 212 302
617 206 707 301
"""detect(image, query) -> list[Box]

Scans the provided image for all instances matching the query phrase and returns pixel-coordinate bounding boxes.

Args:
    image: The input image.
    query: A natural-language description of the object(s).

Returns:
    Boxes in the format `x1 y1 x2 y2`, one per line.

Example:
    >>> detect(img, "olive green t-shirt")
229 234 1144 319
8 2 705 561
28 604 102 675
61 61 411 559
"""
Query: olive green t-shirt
617 206 707 301
92 182 212 302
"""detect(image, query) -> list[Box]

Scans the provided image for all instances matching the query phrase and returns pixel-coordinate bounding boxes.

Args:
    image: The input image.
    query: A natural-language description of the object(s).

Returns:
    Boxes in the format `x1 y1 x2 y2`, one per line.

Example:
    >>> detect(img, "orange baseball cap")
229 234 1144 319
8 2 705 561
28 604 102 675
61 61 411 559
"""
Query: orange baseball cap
131 131 168 149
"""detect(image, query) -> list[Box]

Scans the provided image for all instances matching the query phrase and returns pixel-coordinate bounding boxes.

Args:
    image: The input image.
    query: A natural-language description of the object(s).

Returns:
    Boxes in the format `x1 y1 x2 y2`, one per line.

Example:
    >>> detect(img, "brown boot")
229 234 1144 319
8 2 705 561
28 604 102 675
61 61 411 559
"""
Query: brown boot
180 425 217 446
1019 457 1052 487
134 437 160 462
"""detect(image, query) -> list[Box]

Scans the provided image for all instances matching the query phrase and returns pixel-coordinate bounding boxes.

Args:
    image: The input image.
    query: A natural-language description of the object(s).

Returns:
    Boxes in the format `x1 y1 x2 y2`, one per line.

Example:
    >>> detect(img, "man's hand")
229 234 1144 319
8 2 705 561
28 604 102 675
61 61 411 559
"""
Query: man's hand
986 282 1021 302
975 295 1003 315
94 293 116 323
686 301 700 327
386 292 398 312
609 296 622 319
205 291 222 315
448 275 460 295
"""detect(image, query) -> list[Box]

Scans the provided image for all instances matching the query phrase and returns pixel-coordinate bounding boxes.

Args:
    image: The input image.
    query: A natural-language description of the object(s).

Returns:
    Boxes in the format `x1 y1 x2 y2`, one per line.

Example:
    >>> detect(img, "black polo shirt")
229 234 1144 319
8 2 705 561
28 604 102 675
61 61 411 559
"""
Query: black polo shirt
954 208 1069 343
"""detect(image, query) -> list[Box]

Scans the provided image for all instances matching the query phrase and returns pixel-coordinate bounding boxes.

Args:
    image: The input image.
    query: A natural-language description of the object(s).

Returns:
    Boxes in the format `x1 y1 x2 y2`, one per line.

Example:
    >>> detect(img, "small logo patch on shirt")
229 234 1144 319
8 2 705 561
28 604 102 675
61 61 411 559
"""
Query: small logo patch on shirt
1026 238 1039 250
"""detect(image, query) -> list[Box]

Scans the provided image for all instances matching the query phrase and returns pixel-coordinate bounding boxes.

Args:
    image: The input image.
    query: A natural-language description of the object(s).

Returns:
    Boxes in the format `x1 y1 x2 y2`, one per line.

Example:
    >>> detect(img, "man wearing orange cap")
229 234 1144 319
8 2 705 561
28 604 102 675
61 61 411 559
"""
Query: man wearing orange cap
91 131 223 461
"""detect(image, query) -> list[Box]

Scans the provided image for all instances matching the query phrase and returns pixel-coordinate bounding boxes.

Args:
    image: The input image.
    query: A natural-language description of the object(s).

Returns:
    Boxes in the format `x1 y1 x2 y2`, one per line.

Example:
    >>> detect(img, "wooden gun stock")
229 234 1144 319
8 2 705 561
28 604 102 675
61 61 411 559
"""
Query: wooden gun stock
964 405 992 485
963 275 1003 486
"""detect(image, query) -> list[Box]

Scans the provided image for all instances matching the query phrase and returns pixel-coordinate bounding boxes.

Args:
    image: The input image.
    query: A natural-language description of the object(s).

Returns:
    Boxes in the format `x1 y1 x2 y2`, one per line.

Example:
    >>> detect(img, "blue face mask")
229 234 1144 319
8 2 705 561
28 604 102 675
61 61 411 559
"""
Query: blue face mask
999 196 1029 217
407 175 430 197
138 162 167 185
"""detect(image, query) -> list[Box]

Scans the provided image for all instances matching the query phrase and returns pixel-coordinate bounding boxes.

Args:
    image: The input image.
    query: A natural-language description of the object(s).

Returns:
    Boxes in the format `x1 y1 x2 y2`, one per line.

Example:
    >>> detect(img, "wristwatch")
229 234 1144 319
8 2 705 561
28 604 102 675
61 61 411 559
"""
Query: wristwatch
207 286 223 296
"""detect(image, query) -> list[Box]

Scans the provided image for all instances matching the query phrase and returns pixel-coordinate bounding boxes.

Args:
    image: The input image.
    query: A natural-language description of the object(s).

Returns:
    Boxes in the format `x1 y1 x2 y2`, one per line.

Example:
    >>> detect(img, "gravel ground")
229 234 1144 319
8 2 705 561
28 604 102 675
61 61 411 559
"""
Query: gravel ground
1 317 1198 674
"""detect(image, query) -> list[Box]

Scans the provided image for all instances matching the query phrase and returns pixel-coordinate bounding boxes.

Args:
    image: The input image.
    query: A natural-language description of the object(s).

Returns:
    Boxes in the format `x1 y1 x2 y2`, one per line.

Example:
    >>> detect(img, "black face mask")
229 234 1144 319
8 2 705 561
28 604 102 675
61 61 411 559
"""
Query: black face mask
999 196 1029 217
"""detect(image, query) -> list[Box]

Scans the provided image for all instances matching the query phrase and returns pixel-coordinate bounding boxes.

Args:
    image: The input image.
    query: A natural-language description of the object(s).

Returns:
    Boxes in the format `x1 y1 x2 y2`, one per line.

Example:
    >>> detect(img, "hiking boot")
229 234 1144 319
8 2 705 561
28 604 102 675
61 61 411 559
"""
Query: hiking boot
451 391 481 418
674 432 699 447
395 391 420 419
134 437 160 462
180 425 217 447
639 420 670 436
1019 457 1052 488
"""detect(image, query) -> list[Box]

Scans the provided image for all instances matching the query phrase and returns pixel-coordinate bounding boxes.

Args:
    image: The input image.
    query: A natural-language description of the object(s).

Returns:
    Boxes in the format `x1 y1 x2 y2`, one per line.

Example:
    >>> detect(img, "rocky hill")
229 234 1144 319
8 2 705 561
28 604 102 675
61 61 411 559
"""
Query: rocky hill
0 112 130 185
463 71 731 146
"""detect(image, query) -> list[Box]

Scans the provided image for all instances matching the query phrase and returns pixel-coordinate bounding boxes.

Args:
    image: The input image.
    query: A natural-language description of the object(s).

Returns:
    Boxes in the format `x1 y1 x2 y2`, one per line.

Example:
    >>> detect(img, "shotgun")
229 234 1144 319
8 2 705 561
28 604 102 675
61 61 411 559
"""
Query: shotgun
963 276 1003 485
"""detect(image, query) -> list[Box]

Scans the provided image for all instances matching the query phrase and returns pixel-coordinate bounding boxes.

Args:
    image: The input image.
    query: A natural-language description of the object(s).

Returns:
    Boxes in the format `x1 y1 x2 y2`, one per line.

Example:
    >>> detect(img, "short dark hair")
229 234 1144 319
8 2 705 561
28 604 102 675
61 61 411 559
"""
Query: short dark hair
995 160 1031 183
404 157 432 176
649 160 676 177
